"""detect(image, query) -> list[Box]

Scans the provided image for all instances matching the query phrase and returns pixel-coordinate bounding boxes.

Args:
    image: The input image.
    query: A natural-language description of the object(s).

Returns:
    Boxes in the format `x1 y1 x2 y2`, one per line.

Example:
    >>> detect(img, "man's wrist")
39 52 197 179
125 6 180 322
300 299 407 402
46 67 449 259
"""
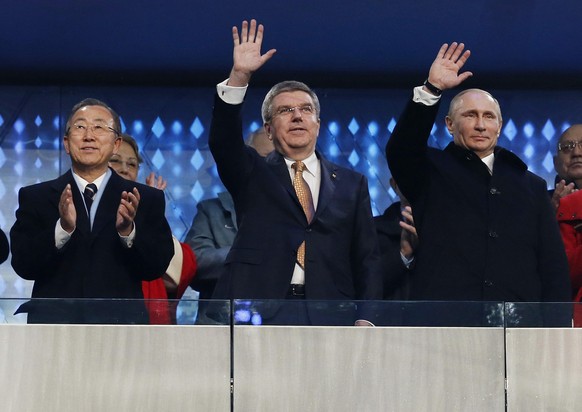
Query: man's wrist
423 79 442 96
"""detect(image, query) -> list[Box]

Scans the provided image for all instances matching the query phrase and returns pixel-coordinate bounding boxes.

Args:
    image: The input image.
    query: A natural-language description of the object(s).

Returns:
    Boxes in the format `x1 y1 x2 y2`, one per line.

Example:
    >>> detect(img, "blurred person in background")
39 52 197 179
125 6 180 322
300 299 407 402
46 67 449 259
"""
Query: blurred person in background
109 133 197 324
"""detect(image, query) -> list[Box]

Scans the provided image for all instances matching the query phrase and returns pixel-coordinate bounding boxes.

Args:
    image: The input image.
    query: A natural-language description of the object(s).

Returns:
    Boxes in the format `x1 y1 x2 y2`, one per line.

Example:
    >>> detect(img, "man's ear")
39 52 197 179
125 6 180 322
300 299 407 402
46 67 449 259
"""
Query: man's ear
63 136 71 155
112 136 122 154
445 116 454 135
264 123 273 140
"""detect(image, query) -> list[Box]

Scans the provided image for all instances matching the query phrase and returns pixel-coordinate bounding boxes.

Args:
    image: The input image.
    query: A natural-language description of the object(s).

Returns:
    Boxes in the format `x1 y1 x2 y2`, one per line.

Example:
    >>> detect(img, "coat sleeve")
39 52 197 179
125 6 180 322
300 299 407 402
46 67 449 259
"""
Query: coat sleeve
385 98 440 206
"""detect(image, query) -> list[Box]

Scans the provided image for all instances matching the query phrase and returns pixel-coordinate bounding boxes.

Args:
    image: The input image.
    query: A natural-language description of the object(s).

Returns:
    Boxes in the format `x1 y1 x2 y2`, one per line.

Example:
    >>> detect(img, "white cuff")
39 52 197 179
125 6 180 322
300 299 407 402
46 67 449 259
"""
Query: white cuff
55 219 73 249
412 85 441 106
217 79 248 105
119 223 136 248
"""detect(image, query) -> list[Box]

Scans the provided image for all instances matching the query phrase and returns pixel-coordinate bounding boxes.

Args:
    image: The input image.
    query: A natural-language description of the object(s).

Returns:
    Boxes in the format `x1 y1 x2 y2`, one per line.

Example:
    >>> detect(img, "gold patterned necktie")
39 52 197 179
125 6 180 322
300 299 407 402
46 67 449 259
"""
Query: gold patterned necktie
292 161 315 269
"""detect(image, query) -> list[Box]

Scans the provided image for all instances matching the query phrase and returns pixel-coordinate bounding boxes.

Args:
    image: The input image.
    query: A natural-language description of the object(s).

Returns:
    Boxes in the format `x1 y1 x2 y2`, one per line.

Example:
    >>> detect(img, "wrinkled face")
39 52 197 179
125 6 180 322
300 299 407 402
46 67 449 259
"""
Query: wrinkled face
264 91 320 159
64 105 121 172
109 141 140 182
445 91 502 158
554 124 582 183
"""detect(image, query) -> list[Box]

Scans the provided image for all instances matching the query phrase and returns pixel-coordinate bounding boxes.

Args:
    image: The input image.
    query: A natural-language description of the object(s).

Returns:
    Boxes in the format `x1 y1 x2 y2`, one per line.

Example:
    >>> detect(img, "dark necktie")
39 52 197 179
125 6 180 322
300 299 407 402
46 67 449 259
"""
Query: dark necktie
83 183 98 214
292 161 315 269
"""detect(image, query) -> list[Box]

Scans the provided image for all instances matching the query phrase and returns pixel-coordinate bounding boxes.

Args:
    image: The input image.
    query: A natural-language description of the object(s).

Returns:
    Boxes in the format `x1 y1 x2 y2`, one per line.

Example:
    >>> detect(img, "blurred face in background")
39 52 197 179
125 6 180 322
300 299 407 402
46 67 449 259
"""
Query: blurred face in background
554 124 582 185
109 141 139 182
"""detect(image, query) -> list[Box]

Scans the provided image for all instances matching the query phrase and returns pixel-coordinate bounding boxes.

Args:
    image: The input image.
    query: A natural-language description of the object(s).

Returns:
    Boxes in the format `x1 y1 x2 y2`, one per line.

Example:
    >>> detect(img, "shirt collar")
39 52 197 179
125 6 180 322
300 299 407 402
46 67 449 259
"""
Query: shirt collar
481 152 495 174
284 152 319 177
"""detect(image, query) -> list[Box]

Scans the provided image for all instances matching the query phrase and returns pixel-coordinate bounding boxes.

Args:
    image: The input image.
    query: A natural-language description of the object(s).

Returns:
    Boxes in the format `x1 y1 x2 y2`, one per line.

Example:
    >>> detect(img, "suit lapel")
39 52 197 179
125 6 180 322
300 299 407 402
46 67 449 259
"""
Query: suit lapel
266 151 303 210
266 151 338 223
315 154 337 220
92 171 123 237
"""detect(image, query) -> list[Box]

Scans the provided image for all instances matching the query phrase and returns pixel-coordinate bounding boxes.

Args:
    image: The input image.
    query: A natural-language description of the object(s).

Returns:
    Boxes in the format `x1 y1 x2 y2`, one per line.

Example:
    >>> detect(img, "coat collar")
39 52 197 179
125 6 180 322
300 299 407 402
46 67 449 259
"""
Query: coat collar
445 143 527 172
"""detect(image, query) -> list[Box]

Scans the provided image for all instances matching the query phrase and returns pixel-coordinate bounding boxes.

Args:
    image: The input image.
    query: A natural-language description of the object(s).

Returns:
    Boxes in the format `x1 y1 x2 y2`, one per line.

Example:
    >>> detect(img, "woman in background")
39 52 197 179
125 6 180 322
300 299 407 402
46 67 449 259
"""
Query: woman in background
109 134 196 324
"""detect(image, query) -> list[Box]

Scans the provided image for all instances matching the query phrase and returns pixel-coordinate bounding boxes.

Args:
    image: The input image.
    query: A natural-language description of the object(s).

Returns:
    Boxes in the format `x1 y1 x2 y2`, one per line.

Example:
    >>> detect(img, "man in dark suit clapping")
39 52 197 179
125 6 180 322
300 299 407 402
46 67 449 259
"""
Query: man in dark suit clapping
10 98 174 324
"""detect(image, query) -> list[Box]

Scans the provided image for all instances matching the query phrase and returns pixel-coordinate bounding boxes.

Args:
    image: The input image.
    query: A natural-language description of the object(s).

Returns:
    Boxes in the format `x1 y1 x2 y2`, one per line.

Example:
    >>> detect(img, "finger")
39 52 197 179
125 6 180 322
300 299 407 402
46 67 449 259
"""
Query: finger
457 72 474 83
255 23 265 45
146 172 155 187
249 19 257 42
455 50 471 67
240 20 249 43
436 43 449 59
232 26 240 46
132 187 141 202
399 221 415 233
443 42 458 59
60 184 71 204
119 199 136 220
450 42 465 62
261 49 277 64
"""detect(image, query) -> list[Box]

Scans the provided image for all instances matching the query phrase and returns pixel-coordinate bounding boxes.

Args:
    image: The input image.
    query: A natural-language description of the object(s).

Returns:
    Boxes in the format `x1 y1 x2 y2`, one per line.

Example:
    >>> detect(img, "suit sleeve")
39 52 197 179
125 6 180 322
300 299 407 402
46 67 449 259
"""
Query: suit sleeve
209 94 257 198
351 175 383 300
184 201 231 282
10 186 63 280
128 187 174 281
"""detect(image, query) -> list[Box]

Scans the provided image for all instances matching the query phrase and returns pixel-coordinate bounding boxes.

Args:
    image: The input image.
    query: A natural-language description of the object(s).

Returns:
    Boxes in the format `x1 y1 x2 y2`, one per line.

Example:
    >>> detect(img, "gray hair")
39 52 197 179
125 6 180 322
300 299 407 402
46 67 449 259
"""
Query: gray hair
65 98 121 135
261 80 320 123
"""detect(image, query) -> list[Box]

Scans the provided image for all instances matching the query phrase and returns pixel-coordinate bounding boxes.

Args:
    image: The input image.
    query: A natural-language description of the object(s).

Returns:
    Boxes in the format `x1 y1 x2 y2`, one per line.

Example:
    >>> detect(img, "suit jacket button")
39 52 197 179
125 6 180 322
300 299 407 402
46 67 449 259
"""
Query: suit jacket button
484 280 494 287
489 231 498 238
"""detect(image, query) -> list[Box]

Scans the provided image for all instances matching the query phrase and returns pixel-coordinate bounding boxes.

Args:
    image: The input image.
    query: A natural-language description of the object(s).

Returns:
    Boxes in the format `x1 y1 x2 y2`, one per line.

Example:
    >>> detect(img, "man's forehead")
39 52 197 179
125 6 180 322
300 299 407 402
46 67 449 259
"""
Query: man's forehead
273 90 313 105
560 125 582 142
71 105 114 122
457 92 496 109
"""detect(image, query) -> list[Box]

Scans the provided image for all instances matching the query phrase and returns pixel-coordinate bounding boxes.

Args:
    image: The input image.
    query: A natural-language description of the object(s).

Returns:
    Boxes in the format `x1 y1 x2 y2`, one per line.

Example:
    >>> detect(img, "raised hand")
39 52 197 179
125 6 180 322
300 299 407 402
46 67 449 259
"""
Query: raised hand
228 19 277 87
59 184 77 233
116 187 140 236
426 42 473 92
146 172 167 191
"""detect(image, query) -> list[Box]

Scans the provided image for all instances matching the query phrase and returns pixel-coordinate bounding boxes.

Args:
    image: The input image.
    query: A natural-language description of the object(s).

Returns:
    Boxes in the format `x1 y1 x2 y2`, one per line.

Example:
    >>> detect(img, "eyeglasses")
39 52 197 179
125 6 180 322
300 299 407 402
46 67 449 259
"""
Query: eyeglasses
67 121 119 138
558 140 582 153
109 156 139 170
273 104 315 118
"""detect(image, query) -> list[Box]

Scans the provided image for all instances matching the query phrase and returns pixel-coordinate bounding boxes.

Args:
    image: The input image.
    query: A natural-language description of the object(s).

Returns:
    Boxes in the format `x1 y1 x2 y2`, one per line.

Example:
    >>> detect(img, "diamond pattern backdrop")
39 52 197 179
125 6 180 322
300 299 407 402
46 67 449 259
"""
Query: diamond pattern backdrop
1 85 580 298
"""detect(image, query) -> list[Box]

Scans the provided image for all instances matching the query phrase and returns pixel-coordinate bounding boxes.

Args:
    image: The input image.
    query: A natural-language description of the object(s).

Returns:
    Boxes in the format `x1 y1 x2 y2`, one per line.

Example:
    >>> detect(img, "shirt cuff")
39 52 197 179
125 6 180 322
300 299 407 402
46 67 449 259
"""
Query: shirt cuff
412 85 441 106
119 223 136 248
400 252 414 269
55 219 73 249
217 79 248 105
